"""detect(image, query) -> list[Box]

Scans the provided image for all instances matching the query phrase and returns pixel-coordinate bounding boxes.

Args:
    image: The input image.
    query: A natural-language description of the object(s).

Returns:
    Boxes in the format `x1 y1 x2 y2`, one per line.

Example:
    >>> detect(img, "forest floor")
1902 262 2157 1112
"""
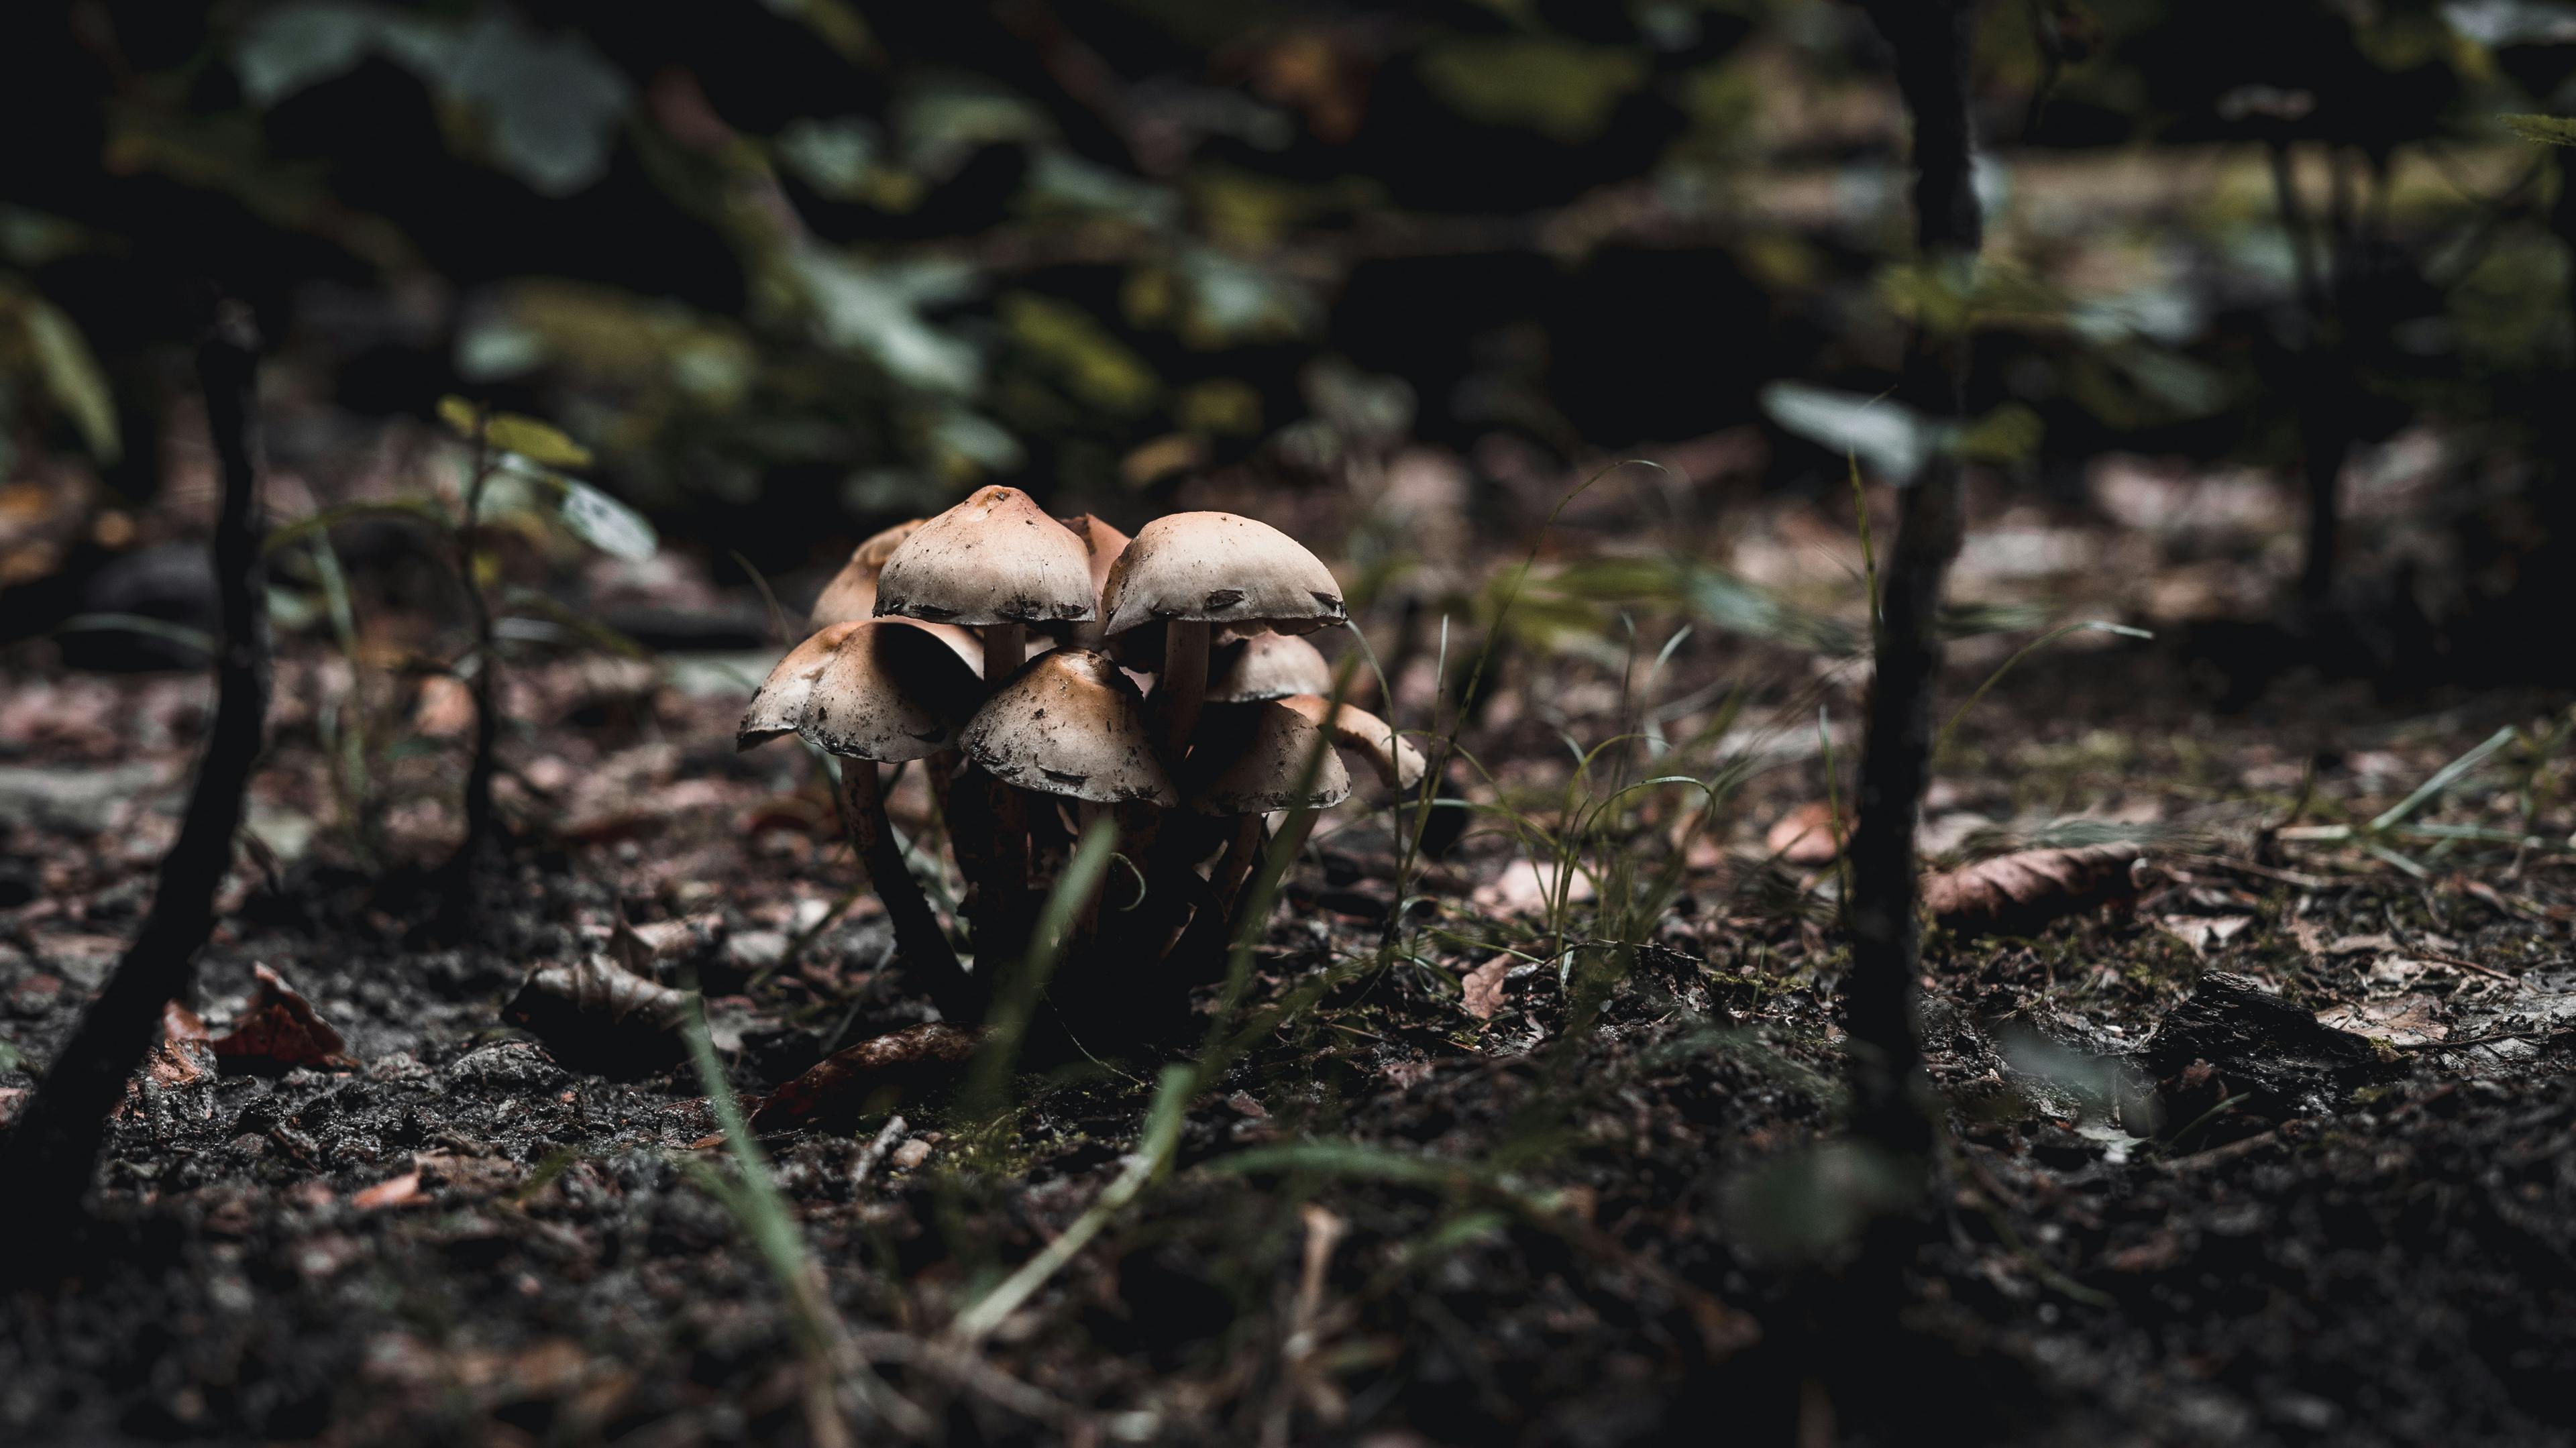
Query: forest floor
3 496 2574 1447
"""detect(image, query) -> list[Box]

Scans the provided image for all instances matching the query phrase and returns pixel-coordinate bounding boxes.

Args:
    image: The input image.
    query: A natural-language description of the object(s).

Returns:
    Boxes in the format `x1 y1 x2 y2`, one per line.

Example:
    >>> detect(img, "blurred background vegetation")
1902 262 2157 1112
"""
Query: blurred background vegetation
5 0 2576 687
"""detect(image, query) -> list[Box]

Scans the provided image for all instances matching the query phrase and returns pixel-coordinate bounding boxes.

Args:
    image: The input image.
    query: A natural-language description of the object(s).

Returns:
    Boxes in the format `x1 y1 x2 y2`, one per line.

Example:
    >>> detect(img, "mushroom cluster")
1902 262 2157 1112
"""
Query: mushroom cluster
739 487 1421 1038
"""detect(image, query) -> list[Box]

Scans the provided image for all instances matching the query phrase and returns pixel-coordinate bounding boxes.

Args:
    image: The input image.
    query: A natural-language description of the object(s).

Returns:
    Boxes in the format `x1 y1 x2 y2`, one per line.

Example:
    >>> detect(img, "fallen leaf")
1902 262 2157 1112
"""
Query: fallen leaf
353 1171 425 1211
748 1022 981 1132
1765 801 1843 865
2322 932 2400 957
2157 913 2252 957
1473 858 1594 916
413 675 476 737
504 954 697 1075
1923 844 2142 939
2315 994 2447 1047
147 1000 216 1087
213 964 358 1072
1460 955 1513 1021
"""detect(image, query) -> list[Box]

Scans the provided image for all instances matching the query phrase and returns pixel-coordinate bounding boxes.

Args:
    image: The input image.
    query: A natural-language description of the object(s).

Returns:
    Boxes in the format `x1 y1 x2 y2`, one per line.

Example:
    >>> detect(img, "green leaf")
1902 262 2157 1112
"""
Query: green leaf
1952 402 2045 463
19 298 120 462
2503 113 2576 146
0 1039 21 1073
436 394 595 468
1417 38 1646 144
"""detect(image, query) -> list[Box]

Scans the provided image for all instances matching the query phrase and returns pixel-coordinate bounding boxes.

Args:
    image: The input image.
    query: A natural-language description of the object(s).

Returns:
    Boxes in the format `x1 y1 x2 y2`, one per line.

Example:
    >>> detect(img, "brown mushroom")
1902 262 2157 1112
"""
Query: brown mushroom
873 486 1096 685
1165 700 1354 962
809 519 922 626
1206 632 1334 704
737 622 863 750
1275 695 1425 790
1098 511 1346 754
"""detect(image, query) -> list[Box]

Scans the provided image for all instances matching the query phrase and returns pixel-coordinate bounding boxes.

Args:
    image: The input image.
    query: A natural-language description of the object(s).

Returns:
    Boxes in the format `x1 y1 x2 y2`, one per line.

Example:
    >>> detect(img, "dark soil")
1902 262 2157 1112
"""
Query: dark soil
3 638 2571 1447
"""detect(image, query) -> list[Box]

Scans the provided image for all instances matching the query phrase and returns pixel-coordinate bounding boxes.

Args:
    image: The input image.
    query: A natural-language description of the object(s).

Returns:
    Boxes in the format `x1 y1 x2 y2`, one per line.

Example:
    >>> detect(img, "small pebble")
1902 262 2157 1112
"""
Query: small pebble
890 1138 933 1170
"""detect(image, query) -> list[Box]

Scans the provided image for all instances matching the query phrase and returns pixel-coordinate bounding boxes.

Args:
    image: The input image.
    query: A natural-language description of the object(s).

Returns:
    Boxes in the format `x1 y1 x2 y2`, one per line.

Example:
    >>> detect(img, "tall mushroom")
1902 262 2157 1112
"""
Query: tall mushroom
1097 512 1346 756
740 620 983 1007
809 518 922 626
873 487 1099 958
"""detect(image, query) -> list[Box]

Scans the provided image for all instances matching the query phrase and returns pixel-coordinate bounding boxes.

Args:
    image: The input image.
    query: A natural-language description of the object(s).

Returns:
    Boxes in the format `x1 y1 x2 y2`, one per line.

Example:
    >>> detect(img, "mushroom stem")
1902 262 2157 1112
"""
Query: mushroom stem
981 622 1024 685
975 621 1032 965
1227 805 1320 943
1161 619 1212 756
836 761 968 1014
1210 815 1265 912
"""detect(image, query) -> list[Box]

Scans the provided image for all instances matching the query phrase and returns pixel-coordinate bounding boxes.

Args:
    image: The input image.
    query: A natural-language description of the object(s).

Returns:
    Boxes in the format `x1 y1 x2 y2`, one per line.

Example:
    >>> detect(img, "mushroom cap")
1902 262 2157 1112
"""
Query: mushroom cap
1183 701 1352 816
739 622 863 750
795 620 988 762
1278 695 1425 790
1056 513 1131 608
959 649 1176 805
809 519 923 626
1099 511 1346 638
1208 632 1334 704
874 486 1097 627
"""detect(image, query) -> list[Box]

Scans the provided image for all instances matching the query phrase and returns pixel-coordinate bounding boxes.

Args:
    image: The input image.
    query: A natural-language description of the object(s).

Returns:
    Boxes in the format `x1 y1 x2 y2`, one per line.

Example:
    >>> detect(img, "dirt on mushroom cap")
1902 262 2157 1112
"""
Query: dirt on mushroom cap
873 486 1097 626
959 648 1177 804
1099 510 1346 637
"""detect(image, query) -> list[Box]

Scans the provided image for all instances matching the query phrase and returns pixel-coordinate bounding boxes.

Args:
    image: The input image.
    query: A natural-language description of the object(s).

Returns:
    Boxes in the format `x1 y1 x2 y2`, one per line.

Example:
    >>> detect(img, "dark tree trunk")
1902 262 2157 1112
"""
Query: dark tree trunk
0 306 271 1263
1847 0 1984 1160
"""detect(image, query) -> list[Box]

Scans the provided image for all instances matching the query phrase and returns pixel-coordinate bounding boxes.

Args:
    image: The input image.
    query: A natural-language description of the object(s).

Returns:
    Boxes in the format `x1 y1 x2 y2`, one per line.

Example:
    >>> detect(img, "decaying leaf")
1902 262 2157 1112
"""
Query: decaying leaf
1460 954 1513 1021
749 1022 981 1132
2315 994 2448 1048
505 953 698 1075
213 964 358 1073
1923 844 2142 938
147 1000 217 1089
1764 801 1843 866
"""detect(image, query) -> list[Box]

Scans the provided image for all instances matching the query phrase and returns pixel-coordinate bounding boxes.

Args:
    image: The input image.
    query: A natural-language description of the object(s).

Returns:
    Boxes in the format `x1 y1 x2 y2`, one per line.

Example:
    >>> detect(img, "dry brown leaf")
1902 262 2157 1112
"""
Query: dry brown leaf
413 675 476 738
352 1171 424 1211
1923 844 2142 938
1460 955 1513 1021
748 1022 981 1132
213 964 358 1072
505 954 696 1075
1764 801 1843 866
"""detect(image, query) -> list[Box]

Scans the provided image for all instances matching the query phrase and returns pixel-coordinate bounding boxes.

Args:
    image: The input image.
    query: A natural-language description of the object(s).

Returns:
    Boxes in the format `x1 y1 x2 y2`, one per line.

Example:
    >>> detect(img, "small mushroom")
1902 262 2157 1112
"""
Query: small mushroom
809 519 922 626
1207 632 1334 704
1275 695 1425 790
1098 511 1346 754
959 649 1176 807
771 622 985 995
1179 700 1353 947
